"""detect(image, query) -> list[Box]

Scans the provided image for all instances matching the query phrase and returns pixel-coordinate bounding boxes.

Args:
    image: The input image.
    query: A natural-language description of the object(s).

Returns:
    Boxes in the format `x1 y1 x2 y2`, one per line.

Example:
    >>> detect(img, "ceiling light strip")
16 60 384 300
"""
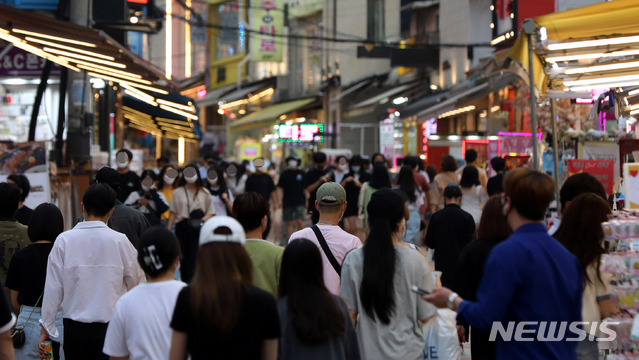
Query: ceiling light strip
12 28 96 47
156 99 195 112
563 61 639 75
564 74 639 87
77 64 142 79
159 105 198 120
546 49 639 63
27 39 116 60
124 90 158 106
87 72 152 86
547 35 639 51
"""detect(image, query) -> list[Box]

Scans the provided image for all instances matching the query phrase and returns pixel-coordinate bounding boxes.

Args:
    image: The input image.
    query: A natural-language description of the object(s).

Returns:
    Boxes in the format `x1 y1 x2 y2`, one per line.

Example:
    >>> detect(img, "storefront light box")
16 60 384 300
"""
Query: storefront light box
278 123 324 143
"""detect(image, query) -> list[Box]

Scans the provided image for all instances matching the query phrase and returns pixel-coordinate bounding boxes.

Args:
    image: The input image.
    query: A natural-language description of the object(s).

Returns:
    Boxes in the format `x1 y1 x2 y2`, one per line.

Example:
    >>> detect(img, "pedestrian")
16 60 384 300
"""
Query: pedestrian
114 148 142 203
278 238 360 360
339 188 437 360
154 156 170 174
460 165 488 226
7 174 33 226
332 156 350 185
370 153 387 168
95 167 150 249
245 159 279 239
39 183 143 360
103 227 185 360
0 283 15 360
554 193 617 360
205 165 234 217
304 152 333 225
6 203 66 360
124 170 170 226
403 156 431 208
0 182 30 312
226 162 248 198
394 166 424 246
358 163 391 235
167 164 215 283
277 156 306 240
341 155 370 239
424 184 475 288
289 183 361 295
453 197 512 360
232 192 284 297
486 157 506 197
169 216 280 360
157 165 179 226
423 168 583 360
430 155 459 212
455 149 488 190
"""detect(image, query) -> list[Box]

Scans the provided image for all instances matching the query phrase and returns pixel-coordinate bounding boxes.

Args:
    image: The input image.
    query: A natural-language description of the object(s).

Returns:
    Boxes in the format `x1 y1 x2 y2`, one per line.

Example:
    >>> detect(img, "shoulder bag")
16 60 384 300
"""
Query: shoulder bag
311 225 341 277
184 188 204 232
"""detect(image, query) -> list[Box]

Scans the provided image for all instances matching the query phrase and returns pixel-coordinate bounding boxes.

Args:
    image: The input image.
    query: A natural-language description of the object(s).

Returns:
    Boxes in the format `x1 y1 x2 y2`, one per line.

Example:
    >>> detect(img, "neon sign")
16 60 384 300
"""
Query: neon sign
278 123 324 142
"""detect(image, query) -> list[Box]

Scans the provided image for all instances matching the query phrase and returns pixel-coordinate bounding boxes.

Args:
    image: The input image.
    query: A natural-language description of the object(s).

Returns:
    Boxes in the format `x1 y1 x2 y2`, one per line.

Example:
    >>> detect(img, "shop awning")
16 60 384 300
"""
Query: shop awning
0 4 171 93
218 83 273 106
349 83 418 109
196 83 237 107
230 97 317 131
416 82 488 121
401 90 450 117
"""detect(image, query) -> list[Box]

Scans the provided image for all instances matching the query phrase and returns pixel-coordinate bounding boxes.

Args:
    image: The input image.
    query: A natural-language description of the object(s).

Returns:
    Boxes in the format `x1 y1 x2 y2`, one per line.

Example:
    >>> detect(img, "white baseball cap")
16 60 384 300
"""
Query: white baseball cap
199 216 246 246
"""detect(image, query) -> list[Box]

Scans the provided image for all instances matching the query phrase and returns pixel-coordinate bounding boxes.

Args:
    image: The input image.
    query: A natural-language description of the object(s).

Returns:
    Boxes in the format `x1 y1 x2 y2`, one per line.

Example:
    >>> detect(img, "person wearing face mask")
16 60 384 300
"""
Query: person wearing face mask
205 165 234 217
304 152 333 225
158 165 178 225
226 163 248 198
115 148 142 203
332 156 350 185
341 155 370 239
167 164 216 283
277 157 306 240
124 170 170 226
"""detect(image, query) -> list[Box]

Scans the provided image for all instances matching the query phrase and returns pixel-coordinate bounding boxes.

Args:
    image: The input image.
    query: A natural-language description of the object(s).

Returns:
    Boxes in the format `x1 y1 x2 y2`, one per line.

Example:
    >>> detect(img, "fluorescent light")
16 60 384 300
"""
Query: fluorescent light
159 105 199 120
156 99 195 112
631 109 639 115
448 135 460 140
185 0 192 78
488 136 499 140
47 49 123 67
108 79 169 95
12 28 96 47
178 137 185 165
546 49 639 63
166 0 172 79
564 74 639 87
27 40 116 60
392 97 408 105
547 35 639 51
430 84 438 90
87 72 152 86
124 89 158 106
217 109 225 115
629 89 639 96
467 135 480 140
564 61 639 75
430 135 441 140
438 105 476 119
248 88 274 103
491 105 500 112
77 64 142 79
120 83 155 101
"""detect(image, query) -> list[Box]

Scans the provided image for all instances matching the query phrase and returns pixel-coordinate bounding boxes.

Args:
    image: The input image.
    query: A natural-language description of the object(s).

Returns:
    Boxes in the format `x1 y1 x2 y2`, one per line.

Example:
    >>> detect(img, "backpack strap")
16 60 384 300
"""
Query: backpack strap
311 225 341 277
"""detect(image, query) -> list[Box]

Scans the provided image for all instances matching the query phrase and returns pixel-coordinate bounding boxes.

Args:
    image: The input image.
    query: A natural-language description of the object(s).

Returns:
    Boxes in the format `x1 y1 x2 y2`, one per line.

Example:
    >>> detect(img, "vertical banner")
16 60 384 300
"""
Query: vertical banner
250 0 284 62
567 159 615 195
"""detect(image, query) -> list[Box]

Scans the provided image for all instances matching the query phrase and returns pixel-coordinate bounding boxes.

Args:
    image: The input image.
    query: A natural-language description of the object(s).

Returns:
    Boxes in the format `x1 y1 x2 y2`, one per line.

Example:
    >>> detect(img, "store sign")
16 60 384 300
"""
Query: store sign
250 0 284 62
379 119 395 161
580 142 620 183
567 159 615 195
278 123 323 142
0 46 60 77
239 143 262 160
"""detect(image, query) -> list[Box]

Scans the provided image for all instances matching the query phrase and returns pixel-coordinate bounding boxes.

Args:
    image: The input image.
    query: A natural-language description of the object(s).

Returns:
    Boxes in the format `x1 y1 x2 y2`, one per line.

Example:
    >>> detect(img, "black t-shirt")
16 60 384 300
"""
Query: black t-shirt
0 280 11 329
15 206 34 226
118 170 141 203
486 173 504 197
277 169 306 207
245 173 276 204
343 171 371 216
5 243 53 307
171 285 280 360
303 168 330 212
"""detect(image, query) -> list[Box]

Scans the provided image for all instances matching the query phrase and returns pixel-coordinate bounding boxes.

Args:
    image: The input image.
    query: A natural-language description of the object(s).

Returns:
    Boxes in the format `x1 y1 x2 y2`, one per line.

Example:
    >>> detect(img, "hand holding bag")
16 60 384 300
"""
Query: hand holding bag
423 309 462 360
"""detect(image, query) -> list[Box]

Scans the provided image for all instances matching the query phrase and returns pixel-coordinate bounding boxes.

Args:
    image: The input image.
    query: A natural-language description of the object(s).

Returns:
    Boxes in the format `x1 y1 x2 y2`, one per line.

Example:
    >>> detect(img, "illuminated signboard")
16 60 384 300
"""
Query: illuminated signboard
278 123 324 142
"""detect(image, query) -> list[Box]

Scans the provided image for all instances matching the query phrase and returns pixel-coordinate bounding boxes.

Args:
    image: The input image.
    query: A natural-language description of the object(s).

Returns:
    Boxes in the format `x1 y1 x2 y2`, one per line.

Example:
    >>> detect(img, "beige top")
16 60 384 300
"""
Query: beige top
431 171 460 211
456 164 488 190
582 262 612 334
169 186 216 222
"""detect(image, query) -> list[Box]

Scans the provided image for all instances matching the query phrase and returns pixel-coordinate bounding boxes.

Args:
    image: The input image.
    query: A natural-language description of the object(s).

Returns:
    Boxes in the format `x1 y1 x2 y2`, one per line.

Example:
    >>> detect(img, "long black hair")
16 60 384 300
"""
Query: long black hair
360 188 405 324
279 239 345 344
396 166 417 203
206 165 229 196
369 163 391 190
459 165 480 188
157 165 177 190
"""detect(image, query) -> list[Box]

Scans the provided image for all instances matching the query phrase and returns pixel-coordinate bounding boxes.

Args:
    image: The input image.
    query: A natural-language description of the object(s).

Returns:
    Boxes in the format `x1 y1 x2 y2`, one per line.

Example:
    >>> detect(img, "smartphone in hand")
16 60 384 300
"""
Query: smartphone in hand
411 285 430 295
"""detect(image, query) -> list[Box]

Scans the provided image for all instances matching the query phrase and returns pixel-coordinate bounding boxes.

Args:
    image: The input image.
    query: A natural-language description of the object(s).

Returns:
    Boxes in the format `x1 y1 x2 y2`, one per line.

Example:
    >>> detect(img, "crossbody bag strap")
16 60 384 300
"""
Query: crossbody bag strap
184 187 191 214
311 225 341 276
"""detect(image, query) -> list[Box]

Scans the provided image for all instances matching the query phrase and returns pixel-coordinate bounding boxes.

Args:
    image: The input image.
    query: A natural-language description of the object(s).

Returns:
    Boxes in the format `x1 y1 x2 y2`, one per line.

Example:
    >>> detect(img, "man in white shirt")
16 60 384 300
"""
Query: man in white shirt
39 183 143 360
289 182 362 295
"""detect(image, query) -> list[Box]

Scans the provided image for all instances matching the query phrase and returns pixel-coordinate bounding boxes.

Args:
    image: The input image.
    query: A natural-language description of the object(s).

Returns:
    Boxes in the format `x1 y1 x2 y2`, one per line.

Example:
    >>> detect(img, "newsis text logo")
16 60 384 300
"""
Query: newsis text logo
489 322 619 342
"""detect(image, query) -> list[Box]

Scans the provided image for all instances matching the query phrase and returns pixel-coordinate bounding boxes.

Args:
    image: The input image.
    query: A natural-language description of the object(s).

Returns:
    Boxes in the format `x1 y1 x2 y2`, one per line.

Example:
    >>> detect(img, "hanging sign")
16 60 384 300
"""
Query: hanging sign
250 0 284 62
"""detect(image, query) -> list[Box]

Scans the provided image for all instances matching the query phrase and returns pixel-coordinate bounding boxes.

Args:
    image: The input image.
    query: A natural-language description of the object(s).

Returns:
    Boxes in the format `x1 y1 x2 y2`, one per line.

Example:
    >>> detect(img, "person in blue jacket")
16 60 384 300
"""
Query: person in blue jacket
423 167 583 360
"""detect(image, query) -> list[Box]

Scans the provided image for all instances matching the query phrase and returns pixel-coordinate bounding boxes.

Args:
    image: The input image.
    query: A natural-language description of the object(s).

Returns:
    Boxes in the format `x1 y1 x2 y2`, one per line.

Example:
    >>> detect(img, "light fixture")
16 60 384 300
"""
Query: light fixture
430 84 438 91
12 28 96 47
490 5 494 10
394 111 400 117
220 99 248 109
491 105 501 112
124 89 158 106
546 35 639 51
130 16 139 24
430 135 441 140
159 105 199 120
448 135 461 140
47 49 122 67
248 88 274 103
539 27 547 41
490 23 495 29
239 109 246 115
510 13 514 19
87 72 152 86
392 97 408 105
76 64 143 79
25 37 113 60
120 83 155 102
156 99 195 112
116 81 169 95
184 0 192 78
564 74 639 87
563 61 639 75
178 137 185 165
629 89 639 96
491 35 507 46
546 49 639 63
438 106 476 119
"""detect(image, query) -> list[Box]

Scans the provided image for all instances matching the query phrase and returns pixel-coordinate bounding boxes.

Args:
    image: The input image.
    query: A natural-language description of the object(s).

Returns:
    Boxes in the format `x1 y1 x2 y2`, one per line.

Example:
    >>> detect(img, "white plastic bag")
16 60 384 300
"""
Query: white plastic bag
423 309 462 360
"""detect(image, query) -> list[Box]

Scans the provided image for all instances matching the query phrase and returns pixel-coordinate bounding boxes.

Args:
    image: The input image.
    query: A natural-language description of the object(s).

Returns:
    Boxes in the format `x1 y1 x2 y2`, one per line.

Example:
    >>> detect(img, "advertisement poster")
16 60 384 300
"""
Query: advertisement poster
579 142 620 182
239 143 262 160
0 141 50 208
624 163 639 210
250 0 284 62
567 159 615 195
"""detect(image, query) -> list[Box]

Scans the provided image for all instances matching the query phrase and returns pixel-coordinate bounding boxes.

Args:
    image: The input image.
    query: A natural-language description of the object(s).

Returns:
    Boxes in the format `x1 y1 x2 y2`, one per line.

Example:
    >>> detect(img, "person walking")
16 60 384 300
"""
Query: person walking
340 189 437 360
124 170 170 226
7 175 33 226
394 166 424 246
277 157 306 240
304 152 332 225
205 166 234 217
169 216 280 360
278 238 360 360
459 166 488 226
245 160 278 239
157 165 179 226
430 155 459 212
6 203 66 360
358 164 391 235
341 155 370 239
226 162 248 198
103 227 185 360
289 183 361 295
114 148 141 203
39 183 143 360
167 164 215 283
455 149 488 190
0 281 14 360
486 157 506 197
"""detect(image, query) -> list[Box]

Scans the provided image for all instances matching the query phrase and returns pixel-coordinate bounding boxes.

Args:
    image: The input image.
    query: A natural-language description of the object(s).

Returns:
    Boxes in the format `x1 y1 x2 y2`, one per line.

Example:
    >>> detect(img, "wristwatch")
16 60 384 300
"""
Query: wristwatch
447 292 459 310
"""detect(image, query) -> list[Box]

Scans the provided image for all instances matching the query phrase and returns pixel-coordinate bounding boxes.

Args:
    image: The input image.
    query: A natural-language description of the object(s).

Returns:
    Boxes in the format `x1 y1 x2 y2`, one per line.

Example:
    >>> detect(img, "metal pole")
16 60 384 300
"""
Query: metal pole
360 127 365 155
527 32 540 171
550 98 561 214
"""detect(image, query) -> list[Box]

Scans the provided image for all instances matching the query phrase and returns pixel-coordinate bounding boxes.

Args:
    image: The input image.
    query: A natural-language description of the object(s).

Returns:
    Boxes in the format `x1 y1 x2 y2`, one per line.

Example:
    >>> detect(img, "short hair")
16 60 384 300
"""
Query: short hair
559 173 607 211
83 183 116 217
464 149 478 163
116 148 133 161
504 168 554 221
28 203 64 243
443 184 463 199
141 169 158 181
312 152 327 163
7 174 30 202
138 226 181 278
349 155 363 167
318 204 342 214
0 182 20 217
490 157 506 172
440 155 458 172
232 192 269 232
156 156 169 165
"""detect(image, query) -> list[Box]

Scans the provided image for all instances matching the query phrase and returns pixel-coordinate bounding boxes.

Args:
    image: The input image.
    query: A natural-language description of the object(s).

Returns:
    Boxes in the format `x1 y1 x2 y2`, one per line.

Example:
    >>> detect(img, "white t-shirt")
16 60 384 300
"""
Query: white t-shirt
460 185 487 225
288 225 362 295
103 280 186 360
210 187 234 217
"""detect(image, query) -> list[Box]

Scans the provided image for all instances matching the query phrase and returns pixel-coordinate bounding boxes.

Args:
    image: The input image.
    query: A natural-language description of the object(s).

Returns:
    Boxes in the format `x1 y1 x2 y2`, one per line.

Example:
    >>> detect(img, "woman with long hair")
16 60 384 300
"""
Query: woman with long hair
358 164 391 235
158 165 179 226
453 196 512 360
459 165 487 226
6 203 65 359
554 193 617 360
167 164 215 283
341 155 370 239
124 170 170 226
395 166 424 246
278 239 360 360
170 216 279 360
226 162 248 198
205 165 234 217
431 155 459 212
340 189 437 360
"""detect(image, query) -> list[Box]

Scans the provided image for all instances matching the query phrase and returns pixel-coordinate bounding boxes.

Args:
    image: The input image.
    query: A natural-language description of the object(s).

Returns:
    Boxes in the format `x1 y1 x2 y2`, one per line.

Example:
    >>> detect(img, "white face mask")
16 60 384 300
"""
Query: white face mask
164 175 175 185
339 164 349 171
288 160 297 168
185 175 198 184
268 170 276 176
141 184 151 192
116 160 129 169
208 178 218 186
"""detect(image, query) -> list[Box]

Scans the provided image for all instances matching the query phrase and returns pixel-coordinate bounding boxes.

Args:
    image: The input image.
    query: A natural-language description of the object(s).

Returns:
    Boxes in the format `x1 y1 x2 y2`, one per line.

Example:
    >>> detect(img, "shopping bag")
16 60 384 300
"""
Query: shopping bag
423 309 462 360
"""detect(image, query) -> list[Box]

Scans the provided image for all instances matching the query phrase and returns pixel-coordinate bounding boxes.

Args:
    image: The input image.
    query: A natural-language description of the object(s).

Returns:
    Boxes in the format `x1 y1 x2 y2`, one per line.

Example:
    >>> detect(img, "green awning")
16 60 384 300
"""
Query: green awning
230 97 317 131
